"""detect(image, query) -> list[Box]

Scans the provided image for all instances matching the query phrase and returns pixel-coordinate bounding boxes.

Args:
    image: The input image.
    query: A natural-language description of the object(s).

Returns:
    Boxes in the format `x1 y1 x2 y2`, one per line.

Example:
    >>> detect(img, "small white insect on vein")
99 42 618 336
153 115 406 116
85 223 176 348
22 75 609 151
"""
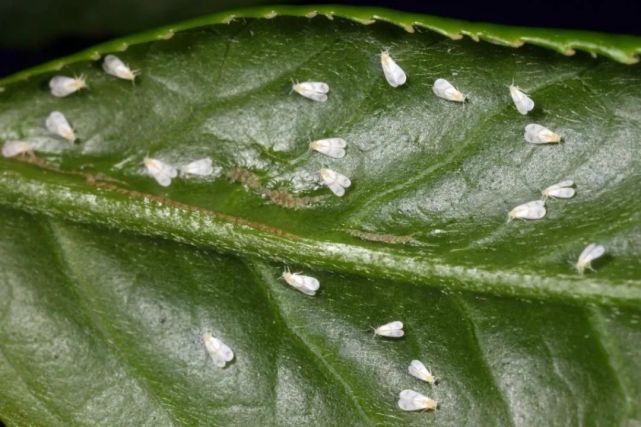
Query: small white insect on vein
143 157 177 187
509 84 534 115
508 200 546 221
380 50 407 88
281 269 320 296
408 360 435 384
576 243 606 275
542 180 575 200
397 390 438 412
524 124 561 144
202 333 234 368
180 158 214 176
2 140 33 158
309 138 346 159
320 168 351 197
433 78 465 102
49 75 87 97
375 321 404 338
292 81 329 102
46 111 76 142
103 54 139 81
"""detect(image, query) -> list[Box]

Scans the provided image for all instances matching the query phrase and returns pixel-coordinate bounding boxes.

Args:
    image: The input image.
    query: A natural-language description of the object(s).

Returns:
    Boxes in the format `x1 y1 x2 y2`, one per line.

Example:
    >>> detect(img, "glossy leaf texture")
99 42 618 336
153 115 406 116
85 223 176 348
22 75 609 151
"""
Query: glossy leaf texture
0 11 641 426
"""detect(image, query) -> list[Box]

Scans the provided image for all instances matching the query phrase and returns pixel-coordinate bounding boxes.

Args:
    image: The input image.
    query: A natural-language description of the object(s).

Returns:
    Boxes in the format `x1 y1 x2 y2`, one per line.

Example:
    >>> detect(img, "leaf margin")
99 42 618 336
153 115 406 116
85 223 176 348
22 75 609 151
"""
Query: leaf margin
1 3 641 90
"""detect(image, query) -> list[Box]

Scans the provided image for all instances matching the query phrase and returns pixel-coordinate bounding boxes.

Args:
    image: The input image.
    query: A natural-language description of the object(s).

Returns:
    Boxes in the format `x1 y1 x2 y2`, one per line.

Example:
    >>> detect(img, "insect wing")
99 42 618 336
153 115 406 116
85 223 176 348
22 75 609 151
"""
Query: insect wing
310 138 346 158
2 141 32 158
524 124 560 144
433 78 465 102
408 360 433 383
375 320 404 337
398 390 431 411
203 334 234 368
509 85 534 114
46 111 76 142
381 51 407 87
182 158 214 176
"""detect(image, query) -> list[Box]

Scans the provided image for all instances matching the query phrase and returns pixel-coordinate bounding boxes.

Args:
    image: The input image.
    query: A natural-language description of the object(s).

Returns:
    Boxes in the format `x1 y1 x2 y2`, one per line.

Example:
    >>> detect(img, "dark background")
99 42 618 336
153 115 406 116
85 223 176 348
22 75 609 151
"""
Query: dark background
1 0 641 78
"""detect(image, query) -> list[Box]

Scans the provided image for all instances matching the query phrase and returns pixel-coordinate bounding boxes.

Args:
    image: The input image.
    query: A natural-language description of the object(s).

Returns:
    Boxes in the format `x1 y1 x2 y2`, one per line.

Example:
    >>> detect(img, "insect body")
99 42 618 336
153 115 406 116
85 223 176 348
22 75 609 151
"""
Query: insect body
144 157 177 187
408 360 435 384
181 158 214 176
309 138 346 159
292 81 329 102
374 321 404 338
542 180 575 199
2 140 32 158
202 333 234 368
433 78 465 102
102 55 139 81
524 124 561 144
380 50 407 87
49 75 87 97
576 243 605 274
397 390 438 411
282 270 320 296
508 200 546 221
509 84 534 115
320 168 351 197
46 111 76 142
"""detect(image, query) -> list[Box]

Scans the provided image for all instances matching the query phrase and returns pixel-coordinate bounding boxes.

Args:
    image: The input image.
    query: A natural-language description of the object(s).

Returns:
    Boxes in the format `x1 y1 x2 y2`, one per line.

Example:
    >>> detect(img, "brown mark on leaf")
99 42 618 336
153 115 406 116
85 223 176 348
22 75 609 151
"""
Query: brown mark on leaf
228 168 262 192
89 179 298 239
345 229 420 245
10 155 299 240
228 167 323 209
267 189 326 209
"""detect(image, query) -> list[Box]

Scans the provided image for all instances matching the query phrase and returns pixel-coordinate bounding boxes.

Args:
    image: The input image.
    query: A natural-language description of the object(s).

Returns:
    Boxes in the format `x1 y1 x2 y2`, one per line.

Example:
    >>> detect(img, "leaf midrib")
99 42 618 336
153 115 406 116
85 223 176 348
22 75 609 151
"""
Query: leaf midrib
1 160 638 307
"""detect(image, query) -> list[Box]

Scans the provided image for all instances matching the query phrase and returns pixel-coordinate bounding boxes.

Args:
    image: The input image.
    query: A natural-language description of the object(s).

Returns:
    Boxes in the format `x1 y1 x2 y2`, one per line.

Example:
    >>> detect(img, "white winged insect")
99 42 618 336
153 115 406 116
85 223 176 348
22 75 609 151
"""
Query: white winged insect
397 390 438 412
180 158 214 176
309 138 346 159
102 54 139 81
374 320 404 338
380 50 407 88
202 333 234 368
144 157 177 187
45 111 76 142
432 78 465 102
524 124 561 144
320 168 351 197
49 75 87 97
509 84 534 115
576 243 605 275
542 180 575 200
2 140 32 158
292 81 329 102
408 360 435 384
281 269 320 296
508 200 546 221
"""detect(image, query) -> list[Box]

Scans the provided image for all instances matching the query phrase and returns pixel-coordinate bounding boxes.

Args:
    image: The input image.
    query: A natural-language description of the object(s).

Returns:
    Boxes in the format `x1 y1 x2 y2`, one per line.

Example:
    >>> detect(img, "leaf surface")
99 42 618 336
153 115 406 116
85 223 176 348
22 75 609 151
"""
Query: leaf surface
1 8 640 426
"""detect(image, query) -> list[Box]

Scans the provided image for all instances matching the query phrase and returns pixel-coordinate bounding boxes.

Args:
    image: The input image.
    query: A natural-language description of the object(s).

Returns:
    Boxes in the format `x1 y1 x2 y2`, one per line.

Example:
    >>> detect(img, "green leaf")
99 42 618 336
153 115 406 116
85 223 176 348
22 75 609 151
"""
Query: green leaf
1 7 641 425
